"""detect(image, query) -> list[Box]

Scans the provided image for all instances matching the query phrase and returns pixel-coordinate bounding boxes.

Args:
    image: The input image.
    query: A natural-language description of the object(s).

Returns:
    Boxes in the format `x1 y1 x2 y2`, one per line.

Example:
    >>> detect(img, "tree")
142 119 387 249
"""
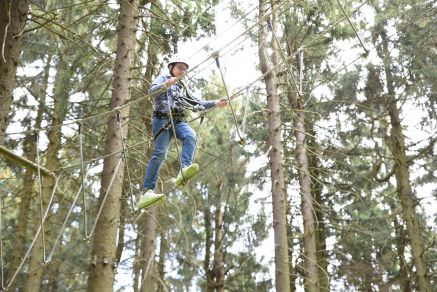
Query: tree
87 0 139 290
0 0 30 142
258 0 290 291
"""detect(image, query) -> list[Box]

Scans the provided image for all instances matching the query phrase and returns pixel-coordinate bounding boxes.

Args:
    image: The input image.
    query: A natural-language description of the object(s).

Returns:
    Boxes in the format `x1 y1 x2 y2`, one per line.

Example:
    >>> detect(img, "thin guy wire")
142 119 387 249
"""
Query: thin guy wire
86 156 123 240
0 3 286 139
35 133 47 265
214 54 245 144
2 2 432 286
47 170 90 262
5 174 60 290
116 111 136 212
335 0 368 54
41 2 363 175
167 94 186 181
79 122 89 238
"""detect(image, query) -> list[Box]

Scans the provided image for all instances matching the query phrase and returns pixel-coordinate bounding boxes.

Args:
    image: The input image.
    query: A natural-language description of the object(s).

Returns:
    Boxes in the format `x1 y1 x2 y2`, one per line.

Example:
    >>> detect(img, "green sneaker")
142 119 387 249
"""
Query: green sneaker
137 189 165 209
175 163 199 187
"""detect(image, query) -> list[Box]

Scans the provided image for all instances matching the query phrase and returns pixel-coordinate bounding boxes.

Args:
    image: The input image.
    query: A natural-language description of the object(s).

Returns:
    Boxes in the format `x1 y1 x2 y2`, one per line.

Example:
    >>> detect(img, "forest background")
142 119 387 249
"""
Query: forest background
0 0 436 291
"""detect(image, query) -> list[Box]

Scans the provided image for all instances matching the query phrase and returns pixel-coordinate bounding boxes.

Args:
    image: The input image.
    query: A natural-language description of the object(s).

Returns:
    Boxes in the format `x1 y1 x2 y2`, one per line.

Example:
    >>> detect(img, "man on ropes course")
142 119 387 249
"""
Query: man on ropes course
138 57 228 209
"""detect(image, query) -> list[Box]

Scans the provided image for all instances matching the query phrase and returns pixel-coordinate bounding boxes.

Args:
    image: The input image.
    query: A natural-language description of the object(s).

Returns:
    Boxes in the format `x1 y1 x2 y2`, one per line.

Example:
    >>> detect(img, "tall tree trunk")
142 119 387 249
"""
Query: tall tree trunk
394 216 410 292
307 120 328 291
258 1 290 291
134 227 141 292
45 258 62 292
204 193 215 292
379 32 432 292
87 0 139 290
138 0 161 289
0 0 30 142
287 88 319 292
157 230 167 292
285 201 296 292
5 53 51 291
25 52 72 292
213 184 225 292
140 206 158 292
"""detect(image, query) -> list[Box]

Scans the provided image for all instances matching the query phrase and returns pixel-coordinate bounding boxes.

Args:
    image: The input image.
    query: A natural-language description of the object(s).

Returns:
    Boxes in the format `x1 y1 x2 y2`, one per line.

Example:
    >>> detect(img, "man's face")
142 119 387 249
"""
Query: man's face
172 63 188 78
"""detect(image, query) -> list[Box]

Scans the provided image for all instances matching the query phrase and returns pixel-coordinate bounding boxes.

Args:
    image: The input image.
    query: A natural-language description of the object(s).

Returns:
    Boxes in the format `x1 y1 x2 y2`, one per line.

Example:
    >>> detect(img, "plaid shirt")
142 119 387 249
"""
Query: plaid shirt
148 73 216 113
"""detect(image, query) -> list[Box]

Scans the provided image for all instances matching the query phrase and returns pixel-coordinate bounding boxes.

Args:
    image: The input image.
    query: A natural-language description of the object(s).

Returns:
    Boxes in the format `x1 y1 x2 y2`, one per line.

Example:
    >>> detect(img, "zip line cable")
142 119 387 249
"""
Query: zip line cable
335 0 368 55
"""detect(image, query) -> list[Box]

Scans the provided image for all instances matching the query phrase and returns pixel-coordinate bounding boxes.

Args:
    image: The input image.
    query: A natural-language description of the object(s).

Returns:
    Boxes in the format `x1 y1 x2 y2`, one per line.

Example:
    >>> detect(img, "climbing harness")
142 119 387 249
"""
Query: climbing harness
212 52 245 145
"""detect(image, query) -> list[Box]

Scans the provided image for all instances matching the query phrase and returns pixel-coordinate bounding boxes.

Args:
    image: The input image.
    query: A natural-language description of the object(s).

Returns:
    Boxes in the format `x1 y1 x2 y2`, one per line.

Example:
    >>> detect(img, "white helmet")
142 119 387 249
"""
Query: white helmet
167 56 189 69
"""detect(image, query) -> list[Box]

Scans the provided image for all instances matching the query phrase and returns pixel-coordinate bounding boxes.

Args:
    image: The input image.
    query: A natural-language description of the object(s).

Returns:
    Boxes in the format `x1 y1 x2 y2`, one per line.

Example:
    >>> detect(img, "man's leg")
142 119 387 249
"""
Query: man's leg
174 122 199 187
139 118 171 209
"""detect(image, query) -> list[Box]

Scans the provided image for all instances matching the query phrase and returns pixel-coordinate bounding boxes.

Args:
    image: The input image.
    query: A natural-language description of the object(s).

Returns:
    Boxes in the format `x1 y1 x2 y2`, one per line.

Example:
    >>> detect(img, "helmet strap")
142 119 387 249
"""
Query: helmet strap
169 64 175 77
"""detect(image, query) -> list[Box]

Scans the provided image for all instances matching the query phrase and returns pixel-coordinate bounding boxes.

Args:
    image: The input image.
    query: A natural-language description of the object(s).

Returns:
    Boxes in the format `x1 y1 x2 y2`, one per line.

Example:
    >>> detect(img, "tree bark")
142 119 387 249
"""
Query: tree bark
157 230 167 292
380 32 432 292
5 54 51 291
138 0 161 289
86 0 139 290
287 88 320 292
204 193 215 292
308 129 329 292
140 206 158 292
394 217 410 292
0 0 30 142
213 184 225 292
258 1 291 291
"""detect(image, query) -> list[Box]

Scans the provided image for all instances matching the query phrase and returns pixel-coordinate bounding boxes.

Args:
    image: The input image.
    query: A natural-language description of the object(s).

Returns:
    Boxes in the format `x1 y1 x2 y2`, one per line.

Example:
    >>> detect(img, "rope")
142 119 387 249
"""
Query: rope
35 133 47 265
85 156 123 240
0 3 432 287
47 170 90 262
213 52 245 145
5 174 60 290
166 93 185 180
335 0 368 54
79 122 90 238
116 110 136 212
241 87 251 135
0 1 292 140
191 114 205 163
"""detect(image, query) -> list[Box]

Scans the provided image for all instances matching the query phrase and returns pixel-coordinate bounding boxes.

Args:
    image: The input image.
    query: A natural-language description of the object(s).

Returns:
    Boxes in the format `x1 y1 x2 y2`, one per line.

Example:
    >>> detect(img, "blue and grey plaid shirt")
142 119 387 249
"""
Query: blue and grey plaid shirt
148 73 216 113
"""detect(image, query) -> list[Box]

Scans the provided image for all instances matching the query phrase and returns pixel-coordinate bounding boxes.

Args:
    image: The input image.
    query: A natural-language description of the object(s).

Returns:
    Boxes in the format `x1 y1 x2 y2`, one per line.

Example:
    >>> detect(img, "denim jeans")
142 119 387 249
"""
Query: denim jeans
143 117 197 190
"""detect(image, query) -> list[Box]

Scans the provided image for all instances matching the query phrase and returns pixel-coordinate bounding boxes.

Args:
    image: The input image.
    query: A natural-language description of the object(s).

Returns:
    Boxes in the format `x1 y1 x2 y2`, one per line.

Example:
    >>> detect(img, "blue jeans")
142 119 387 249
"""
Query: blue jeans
143 117 197 190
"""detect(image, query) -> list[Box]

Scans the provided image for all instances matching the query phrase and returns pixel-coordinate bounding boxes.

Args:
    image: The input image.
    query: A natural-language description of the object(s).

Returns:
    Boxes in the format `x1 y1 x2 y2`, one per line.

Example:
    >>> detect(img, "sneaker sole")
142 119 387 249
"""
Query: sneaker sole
175 165 199 187
138 194 165 209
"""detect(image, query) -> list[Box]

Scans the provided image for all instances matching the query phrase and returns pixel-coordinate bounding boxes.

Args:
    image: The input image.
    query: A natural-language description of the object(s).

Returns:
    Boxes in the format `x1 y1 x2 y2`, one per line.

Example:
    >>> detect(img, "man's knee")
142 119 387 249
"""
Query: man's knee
152 148 167 161
185 132 197 143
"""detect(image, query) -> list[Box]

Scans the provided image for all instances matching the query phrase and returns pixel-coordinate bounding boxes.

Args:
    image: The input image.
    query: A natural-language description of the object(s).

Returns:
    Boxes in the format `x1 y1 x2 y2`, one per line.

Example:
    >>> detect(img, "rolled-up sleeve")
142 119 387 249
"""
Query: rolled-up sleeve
187 91 216 109
148 75 168 94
